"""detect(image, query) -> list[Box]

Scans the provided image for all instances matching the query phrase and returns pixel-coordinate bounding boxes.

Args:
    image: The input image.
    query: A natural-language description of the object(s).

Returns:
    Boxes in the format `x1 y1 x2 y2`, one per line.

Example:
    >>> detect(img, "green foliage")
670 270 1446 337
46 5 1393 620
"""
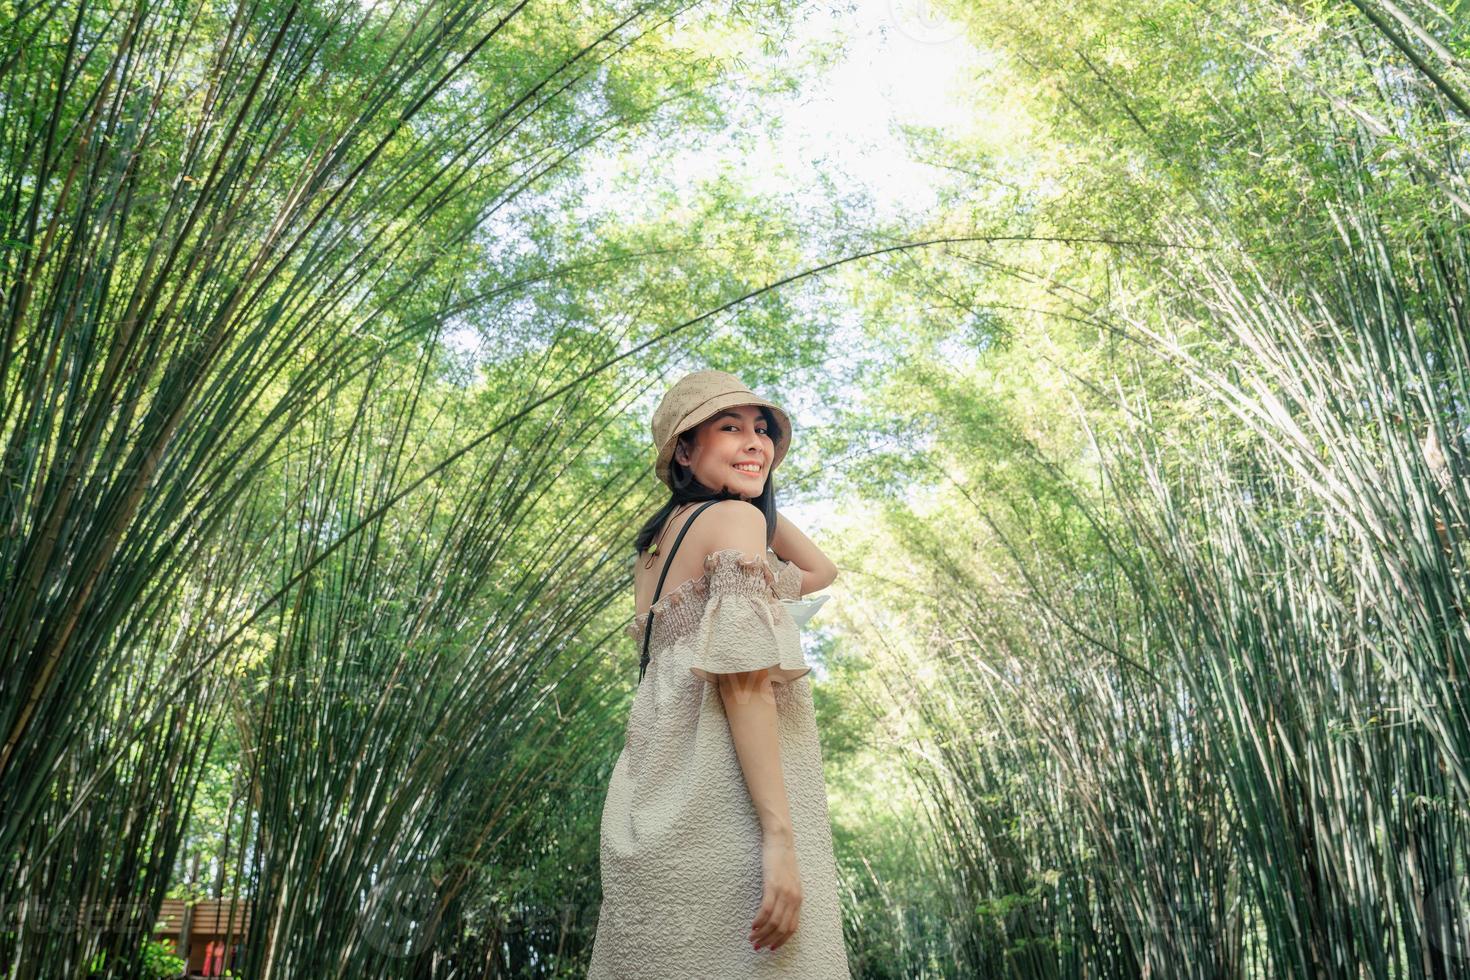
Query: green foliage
141 937 187 980
10 0 1470 974
816 0 1470 975
0 0 828 976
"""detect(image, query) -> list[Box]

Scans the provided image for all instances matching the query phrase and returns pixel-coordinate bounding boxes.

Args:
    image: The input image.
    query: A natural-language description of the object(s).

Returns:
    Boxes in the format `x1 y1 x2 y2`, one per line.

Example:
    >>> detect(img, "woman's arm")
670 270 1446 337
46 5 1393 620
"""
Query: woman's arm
770 511 838 594
720 669 802 952
719 670 792 838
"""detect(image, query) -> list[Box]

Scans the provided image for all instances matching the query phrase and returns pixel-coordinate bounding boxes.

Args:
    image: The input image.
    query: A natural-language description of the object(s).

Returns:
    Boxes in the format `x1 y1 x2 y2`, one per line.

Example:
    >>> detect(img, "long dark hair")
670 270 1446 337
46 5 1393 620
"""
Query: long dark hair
632 406 784 556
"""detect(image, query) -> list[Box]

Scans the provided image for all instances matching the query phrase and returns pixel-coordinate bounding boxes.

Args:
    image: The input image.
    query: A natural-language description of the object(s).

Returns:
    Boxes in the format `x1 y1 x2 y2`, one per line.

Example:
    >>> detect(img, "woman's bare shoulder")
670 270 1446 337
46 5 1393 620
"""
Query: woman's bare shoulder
689 499 765 554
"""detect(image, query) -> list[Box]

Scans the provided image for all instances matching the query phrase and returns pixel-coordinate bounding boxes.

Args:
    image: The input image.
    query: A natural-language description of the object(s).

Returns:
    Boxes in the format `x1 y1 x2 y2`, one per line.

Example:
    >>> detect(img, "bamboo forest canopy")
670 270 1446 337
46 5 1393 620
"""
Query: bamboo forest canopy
2 0 1467 976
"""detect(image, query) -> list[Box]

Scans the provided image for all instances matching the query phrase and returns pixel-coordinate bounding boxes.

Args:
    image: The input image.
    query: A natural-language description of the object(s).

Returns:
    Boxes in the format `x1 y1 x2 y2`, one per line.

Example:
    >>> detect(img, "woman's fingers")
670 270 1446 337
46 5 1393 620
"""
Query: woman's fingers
751 898 778 948
751 896 800 951
751 896 774 933
751 912 777 948
777 907 800 949
762 908 796 951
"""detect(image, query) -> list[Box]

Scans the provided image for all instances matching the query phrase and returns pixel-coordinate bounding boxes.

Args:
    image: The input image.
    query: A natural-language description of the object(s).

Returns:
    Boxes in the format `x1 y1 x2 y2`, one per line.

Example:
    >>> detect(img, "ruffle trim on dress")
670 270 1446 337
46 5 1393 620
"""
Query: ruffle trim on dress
705 547 783 589
688 583 810 686
624 548 792 648
771 555 804 602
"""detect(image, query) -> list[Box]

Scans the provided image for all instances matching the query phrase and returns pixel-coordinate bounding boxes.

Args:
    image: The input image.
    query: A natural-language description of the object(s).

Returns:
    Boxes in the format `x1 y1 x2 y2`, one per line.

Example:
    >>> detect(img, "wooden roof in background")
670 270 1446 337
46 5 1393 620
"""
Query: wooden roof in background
154 899 254 937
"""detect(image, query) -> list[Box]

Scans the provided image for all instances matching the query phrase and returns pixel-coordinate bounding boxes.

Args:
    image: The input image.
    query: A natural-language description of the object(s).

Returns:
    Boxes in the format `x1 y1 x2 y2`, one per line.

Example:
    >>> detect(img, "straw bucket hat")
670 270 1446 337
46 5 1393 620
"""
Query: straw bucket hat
652 370 792 490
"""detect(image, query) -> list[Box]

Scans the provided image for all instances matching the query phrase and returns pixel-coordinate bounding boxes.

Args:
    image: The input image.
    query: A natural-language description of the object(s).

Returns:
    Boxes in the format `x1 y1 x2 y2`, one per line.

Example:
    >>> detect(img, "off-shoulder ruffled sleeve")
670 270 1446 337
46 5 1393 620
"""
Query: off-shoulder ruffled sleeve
689 549 811 685
769 553 804 601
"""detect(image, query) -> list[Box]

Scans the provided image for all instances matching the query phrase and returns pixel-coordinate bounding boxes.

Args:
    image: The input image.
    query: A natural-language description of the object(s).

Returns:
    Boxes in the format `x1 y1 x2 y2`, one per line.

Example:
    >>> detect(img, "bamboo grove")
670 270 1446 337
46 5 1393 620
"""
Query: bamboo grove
2 0 1468 977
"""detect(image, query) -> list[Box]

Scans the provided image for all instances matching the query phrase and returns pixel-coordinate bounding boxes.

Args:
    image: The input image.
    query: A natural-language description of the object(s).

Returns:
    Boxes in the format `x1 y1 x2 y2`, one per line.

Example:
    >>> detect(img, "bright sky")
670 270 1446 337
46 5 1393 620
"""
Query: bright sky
744 0 979 224
581 0 980 227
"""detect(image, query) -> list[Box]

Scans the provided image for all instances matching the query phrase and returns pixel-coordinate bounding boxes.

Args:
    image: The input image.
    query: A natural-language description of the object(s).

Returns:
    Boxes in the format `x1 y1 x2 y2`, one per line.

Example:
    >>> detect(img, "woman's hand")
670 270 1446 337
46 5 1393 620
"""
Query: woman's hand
750 830 802 952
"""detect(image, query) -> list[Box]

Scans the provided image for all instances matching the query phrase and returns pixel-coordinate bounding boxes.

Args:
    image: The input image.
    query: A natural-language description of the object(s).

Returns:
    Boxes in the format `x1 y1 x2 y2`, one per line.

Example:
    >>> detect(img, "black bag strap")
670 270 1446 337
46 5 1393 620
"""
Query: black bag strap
639 498 725 684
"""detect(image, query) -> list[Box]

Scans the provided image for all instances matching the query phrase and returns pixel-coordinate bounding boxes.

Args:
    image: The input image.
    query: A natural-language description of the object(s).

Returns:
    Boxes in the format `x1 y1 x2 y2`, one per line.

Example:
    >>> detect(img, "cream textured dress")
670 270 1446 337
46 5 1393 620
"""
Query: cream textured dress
588 547 852 979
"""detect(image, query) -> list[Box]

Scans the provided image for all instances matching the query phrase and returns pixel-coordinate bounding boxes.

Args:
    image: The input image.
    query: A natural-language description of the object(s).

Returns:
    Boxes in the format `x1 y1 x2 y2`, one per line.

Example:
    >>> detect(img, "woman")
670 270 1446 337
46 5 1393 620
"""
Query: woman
587 370 852 978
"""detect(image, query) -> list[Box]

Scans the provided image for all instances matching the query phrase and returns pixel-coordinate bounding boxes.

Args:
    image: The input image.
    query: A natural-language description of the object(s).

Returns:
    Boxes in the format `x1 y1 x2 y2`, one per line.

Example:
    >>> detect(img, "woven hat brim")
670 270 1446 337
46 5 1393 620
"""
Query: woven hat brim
655 393 791 489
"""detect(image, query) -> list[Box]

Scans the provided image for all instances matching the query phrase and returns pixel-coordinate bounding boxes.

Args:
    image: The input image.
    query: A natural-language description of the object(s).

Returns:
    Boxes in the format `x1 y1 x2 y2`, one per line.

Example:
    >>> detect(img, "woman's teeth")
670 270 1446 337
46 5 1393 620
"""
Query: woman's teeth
733 464 761 473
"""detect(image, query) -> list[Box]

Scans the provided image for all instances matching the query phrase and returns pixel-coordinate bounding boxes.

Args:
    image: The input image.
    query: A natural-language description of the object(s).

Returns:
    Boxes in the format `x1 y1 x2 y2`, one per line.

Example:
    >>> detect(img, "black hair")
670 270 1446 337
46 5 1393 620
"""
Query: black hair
632 405 784 556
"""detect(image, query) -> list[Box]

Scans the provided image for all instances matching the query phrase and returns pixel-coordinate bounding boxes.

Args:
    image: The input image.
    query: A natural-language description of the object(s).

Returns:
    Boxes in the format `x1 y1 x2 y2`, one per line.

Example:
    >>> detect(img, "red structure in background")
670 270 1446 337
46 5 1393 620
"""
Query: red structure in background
201 940 225 976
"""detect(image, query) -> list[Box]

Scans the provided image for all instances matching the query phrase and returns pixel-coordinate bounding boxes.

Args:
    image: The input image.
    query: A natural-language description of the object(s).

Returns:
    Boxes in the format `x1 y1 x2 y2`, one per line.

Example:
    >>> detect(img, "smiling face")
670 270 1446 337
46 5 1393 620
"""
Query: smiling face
672 404 776 500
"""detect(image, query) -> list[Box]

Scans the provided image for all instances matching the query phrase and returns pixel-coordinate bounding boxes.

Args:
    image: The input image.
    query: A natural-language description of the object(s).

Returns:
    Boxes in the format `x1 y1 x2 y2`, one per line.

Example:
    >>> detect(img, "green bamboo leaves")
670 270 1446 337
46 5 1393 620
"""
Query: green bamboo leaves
841 0 1470 975
0 0 758 975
